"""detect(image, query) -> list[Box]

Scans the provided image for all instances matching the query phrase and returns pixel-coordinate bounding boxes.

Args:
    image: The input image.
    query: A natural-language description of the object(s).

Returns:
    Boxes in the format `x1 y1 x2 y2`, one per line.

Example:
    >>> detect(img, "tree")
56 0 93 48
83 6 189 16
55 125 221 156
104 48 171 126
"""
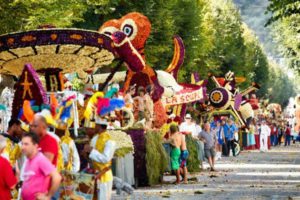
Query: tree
266 0 300 72
266 0 300 26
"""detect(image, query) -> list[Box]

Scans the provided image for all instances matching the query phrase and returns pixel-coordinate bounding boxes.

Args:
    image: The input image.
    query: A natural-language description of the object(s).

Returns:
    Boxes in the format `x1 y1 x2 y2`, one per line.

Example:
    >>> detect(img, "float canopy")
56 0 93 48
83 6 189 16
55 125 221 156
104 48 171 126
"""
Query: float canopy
0 29 116 76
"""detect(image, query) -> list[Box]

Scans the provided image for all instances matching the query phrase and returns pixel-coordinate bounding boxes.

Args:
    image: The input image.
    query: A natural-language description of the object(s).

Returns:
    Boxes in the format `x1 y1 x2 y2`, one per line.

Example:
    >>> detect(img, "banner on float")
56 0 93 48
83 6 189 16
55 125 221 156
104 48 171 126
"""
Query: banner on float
162 87 204 106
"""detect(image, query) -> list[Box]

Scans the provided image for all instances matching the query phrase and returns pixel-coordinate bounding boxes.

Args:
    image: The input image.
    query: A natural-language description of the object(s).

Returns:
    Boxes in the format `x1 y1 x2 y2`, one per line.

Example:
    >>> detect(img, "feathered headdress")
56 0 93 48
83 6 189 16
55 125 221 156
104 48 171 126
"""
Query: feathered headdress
23 100 35 123
84 92 104 119
99 98 125 116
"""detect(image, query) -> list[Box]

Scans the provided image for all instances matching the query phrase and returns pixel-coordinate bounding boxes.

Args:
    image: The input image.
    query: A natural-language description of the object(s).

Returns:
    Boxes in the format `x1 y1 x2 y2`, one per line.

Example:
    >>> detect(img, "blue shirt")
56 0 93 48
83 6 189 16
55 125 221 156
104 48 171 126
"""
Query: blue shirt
228 124 238 139
223 123 238 139
223 123 230 139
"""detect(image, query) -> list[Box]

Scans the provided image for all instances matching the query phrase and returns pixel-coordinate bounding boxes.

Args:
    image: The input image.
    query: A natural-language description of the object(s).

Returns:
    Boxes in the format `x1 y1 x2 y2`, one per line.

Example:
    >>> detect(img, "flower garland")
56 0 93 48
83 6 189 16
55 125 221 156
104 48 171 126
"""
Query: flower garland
108 130 134 157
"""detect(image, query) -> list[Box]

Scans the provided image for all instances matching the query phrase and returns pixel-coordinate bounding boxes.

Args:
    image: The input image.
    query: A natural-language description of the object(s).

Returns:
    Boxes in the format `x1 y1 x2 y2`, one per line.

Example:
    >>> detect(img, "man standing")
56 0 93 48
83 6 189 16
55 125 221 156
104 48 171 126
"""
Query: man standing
199 122 217 171
260 120 271 152
30 114 59 166
168 124 182 184
0 135 17 200
179 114 197 137
21 132 61 200
227 119 238 157
89 118 116 200
270 123 278 146
221 119 229 156
284 124 291 146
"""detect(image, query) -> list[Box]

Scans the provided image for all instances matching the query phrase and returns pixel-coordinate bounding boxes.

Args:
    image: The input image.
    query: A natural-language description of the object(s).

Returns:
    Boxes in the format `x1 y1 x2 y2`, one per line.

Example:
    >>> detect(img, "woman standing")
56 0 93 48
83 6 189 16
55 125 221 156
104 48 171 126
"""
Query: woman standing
247 120 256 150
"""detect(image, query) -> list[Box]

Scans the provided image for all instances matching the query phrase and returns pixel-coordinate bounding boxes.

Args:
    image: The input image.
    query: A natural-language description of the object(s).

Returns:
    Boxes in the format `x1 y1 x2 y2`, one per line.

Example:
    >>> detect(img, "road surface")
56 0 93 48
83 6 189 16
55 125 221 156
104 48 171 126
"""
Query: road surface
112 144 300 200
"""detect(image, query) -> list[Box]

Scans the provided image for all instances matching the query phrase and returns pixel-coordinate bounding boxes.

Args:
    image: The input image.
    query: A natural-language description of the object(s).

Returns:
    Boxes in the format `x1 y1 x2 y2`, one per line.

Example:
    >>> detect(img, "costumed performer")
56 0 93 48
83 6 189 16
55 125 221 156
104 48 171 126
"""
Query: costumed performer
55 121 80 172
89 117 116 200
1 119 23 166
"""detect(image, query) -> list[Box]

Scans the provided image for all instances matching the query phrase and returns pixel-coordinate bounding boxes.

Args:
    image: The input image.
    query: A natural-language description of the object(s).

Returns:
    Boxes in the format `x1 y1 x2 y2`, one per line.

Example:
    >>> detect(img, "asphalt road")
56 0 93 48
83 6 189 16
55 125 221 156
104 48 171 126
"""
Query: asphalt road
112 144 300 200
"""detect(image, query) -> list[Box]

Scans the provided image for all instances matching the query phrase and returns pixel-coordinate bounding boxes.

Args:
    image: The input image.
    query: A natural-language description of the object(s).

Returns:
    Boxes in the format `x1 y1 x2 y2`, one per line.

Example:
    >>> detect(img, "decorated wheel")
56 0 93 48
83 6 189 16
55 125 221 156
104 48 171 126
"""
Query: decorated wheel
209 87 232 109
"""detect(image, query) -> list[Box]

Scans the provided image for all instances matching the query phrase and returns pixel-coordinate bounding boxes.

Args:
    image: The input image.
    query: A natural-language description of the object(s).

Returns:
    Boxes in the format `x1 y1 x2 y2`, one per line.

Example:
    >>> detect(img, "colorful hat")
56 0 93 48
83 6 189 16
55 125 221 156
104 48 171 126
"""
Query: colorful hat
95 116 108 126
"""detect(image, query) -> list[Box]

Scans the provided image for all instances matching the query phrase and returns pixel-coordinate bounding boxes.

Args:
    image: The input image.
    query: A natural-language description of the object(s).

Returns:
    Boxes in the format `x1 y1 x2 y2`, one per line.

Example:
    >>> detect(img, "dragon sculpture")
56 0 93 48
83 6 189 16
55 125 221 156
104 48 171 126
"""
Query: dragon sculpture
99 12 184 102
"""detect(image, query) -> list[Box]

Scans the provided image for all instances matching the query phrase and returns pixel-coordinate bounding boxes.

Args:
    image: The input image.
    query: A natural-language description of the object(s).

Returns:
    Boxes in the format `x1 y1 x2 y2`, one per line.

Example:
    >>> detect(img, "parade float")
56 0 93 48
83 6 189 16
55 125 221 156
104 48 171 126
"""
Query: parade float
0 11 208 188
0 10 265 192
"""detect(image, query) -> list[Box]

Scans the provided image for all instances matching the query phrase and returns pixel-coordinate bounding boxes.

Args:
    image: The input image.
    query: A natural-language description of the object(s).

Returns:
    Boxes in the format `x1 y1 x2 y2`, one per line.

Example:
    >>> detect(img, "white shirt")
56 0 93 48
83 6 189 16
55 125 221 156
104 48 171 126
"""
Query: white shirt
89 134 116 163
260 124 271 136
195 124 202 136
180 122 198 137
61 140 80 172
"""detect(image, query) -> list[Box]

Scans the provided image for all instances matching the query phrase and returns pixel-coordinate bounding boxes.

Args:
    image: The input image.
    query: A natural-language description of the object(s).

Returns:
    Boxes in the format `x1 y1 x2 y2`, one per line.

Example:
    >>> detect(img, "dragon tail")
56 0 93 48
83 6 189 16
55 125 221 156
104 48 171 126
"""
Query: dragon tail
165 35 185 80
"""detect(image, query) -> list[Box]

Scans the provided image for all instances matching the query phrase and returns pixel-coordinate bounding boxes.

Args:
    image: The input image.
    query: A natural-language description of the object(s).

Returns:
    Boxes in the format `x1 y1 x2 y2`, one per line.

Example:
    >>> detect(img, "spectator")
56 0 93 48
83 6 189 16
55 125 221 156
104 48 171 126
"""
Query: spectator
194 120 205 169
199 122 217 171
179 114 197 137
284 124 291 146
291 123 298 144
277 125 284 146
212 121 225 160
21 132 61 200
270 123 278 146
221 119 229 156
247 120 256 150
260 120 271 152
30 114 59 166
226 119 238 157
0 135 17 200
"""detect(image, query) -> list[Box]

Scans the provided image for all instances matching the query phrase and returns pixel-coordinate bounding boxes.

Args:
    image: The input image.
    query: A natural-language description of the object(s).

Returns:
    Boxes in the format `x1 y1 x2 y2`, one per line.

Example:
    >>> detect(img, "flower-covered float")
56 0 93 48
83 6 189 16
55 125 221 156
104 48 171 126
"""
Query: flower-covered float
0 11 207 187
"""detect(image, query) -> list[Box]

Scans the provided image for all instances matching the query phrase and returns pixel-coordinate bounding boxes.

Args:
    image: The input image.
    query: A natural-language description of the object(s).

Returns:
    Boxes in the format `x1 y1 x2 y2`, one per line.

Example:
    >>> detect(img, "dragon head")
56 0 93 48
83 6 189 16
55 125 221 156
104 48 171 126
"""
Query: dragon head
99 12 151 57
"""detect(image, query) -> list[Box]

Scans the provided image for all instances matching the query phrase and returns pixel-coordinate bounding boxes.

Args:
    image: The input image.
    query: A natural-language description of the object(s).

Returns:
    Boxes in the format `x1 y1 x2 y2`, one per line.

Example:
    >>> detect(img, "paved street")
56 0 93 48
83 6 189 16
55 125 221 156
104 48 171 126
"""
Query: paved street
112 144 300 200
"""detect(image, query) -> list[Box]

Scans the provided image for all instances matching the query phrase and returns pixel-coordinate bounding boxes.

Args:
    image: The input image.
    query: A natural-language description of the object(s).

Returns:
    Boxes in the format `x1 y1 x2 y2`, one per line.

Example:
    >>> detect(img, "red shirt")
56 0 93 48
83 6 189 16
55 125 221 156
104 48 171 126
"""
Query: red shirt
271 127 277 135
285 127 291 136
39 134 59 166
0 156 17 200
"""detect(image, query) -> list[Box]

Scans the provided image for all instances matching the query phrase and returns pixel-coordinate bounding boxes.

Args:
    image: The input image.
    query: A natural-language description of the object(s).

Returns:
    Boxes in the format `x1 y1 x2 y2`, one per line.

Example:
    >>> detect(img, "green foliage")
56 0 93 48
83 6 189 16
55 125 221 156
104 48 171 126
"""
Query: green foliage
71 77 85 92
271 16 300 72
266 62 296 107
186 135 201 172
266 0 300 26
0 0 88 33
266 0 300 72
145 130 168 186
0 0 297 105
